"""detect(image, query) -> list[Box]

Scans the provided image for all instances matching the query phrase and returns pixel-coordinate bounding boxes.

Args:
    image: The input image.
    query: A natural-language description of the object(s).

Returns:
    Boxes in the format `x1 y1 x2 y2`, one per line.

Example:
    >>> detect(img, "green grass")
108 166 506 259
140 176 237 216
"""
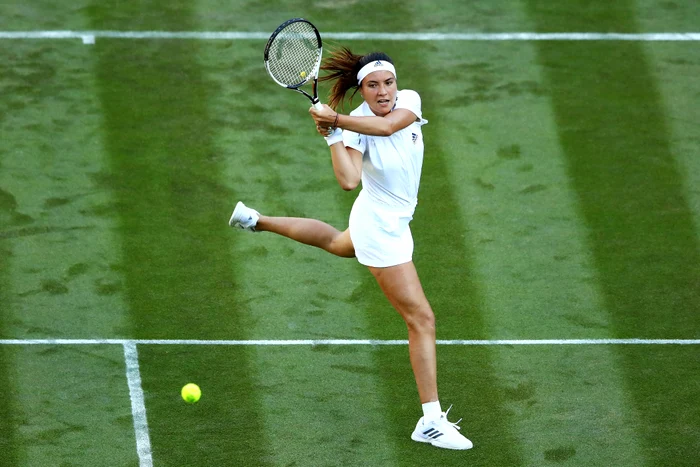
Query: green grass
1 1 699 466
524 4 700 464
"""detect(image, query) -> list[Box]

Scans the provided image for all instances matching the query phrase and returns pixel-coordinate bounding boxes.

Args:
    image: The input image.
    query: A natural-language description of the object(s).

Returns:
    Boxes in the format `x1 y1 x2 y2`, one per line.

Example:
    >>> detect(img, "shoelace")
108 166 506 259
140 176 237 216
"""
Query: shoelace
442 405 463 430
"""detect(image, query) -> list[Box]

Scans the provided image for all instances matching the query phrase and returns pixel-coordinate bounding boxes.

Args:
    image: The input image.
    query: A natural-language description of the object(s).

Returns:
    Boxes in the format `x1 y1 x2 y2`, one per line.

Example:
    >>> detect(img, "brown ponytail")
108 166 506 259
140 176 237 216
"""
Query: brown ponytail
319 46 363 110
320 47 395 110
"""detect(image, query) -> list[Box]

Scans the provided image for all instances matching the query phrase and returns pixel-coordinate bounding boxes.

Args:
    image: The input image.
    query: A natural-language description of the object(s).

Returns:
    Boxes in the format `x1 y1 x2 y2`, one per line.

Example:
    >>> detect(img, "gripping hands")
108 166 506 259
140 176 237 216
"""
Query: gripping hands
310 104 343 146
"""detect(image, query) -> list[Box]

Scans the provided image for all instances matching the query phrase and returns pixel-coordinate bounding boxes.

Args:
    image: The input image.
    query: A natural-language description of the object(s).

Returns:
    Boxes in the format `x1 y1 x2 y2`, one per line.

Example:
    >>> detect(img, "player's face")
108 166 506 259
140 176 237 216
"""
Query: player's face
360 71 397 117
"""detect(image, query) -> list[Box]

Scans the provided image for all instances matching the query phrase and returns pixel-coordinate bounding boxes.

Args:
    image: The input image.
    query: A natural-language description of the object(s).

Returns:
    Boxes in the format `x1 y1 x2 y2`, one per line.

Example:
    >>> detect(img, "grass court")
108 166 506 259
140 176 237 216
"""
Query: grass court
0 1 699 466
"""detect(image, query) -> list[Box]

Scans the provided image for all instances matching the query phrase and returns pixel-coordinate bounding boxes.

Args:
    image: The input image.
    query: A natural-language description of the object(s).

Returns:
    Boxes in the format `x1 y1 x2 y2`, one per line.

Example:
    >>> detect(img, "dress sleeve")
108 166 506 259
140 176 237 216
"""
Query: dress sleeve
395 90 422 120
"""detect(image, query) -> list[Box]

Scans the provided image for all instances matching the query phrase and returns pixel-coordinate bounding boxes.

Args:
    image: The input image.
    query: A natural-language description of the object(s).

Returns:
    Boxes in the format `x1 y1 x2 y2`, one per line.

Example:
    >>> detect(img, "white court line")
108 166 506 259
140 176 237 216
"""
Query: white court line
0 31 699 41
0 338 698 345
123 342 153 467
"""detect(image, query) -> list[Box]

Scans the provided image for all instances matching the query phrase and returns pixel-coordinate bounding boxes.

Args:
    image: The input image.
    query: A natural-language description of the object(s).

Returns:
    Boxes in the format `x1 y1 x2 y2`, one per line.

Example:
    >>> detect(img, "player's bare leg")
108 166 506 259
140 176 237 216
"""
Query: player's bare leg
257 215 355 258
368 261 437 402
368 261 473 450
229 201 354 258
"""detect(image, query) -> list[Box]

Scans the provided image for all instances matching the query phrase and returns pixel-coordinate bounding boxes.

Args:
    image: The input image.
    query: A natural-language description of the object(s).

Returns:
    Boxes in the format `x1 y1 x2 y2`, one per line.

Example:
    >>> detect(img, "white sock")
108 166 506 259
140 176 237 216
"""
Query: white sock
422 400 442 423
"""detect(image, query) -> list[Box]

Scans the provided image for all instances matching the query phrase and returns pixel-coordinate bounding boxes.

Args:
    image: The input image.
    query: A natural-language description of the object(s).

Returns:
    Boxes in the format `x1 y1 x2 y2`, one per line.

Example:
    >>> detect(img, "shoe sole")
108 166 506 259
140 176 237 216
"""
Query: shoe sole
411 432 473 450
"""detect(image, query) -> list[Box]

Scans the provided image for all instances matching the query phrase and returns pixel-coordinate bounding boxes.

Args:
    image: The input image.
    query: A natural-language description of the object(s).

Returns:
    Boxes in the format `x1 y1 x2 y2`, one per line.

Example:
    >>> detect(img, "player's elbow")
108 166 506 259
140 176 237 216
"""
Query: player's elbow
378 125 394 137
339 178 360 191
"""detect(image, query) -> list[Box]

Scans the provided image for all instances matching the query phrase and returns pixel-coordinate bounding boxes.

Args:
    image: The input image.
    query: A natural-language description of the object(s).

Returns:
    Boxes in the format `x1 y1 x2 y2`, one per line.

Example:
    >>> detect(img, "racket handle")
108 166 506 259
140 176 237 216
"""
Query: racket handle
313 102 323 110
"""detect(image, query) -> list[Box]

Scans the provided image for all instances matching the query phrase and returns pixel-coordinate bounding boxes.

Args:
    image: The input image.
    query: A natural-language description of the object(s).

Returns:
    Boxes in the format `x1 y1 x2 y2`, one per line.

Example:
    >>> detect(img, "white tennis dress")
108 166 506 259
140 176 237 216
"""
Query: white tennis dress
343 89 428 267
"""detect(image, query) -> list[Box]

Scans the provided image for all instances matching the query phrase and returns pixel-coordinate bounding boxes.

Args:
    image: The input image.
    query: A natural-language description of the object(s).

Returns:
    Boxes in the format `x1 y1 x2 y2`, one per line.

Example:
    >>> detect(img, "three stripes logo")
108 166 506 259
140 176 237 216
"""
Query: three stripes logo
374 60 383 67
422 427 444 440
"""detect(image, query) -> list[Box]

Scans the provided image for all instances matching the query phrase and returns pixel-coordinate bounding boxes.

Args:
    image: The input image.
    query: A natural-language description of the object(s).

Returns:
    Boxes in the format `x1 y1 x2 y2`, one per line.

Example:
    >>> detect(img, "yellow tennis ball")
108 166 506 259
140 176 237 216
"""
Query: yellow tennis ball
181 383 201 404
300 71 307 78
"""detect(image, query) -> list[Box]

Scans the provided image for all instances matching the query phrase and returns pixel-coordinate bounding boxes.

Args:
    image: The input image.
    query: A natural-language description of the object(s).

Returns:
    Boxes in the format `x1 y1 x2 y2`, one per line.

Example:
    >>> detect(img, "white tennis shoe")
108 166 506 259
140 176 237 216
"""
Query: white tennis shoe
229 202 260 232
411 406 473 450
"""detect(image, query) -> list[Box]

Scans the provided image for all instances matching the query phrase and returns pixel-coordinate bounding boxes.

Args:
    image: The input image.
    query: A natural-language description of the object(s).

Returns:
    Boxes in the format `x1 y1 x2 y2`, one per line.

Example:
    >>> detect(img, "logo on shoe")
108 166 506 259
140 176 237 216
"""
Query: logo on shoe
422 428 444 439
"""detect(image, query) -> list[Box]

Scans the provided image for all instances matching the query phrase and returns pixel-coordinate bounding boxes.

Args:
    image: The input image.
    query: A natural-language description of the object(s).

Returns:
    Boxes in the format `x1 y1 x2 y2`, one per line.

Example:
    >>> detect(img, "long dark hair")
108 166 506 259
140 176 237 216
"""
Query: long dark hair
320 47 394 110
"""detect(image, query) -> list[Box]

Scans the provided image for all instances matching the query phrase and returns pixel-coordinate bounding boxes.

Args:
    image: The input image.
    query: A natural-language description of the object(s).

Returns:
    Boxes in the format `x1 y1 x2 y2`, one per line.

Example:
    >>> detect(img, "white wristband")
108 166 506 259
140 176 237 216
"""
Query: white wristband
324 128 343 146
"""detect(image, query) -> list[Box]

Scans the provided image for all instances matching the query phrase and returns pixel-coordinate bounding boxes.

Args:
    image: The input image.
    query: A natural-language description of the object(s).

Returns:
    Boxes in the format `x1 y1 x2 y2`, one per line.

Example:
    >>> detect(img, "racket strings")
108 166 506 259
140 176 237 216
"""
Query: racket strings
267 22 321 86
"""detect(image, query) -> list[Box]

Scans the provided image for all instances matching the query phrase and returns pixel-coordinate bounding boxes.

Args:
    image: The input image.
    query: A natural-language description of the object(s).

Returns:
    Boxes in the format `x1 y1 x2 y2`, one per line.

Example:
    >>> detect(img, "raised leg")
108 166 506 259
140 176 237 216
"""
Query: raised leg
257 215 355 258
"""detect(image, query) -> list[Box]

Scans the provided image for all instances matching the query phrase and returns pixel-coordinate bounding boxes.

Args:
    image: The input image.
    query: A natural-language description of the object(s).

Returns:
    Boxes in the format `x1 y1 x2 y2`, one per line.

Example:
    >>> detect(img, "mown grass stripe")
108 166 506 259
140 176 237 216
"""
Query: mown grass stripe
0 166 19 463
0 37 135 464
526 0 700 464
87 3 269 465
0 39 37 467
415 52 526 467
0 262 20 466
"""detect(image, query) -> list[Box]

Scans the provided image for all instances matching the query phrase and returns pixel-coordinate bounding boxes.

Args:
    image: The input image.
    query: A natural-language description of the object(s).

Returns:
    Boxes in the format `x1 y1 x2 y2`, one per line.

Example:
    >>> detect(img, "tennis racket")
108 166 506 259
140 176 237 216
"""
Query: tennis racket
264 18 324 110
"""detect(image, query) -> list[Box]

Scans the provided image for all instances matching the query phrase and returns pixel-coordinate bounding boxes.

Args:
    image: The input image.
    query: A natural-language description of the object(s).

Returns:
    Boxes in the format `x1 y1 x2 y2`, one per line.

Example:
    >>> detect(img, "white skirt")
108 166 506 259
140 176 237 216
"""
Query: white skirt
349 190 415 268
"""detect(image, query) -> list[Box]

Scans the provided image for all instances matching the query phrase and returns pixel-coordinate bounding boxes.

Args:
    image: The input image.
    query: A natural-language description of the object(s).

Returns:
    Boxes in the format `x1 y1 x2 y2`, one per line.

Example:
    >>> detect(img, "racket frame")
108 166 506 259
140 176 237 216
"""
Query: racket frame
264 18 324 109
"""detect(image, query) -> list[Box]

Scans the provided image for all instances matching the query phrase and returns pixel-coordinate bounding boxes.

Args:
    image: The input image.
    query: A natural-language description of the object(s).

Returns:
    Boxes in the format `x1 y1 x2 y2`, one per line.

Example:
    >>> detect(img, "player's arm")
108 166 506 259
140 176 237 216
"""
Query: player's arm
309 107 363 191
328 143 362 191
335 109 416 136
311 105 416 136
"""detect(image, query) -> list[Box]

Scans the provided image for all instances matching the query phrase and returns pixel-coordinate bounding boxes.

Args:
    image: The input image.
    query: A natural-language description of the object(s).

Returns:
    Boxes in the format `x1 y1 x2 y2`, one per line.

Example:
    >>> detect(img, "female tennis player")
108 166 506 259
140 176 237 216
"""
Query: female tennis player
230 47 472 450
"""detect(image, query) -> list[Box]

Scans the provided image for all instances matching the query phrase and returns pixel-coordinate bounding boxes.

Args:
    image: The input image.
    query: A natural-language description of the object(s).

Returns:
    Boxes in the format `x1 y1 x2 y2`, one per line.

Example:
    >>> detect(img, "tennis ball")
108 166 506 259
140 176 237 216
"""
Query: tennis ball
181 383 201 404
300 71 307 78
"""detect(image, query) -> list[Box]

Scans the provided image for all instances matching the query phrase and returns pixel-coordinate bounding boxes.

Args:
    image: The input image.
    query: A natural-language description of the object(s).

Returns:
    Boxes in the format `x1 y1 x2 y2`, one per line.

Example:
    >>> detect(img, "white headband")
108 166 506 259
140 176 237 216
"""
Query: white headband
357 60 397 85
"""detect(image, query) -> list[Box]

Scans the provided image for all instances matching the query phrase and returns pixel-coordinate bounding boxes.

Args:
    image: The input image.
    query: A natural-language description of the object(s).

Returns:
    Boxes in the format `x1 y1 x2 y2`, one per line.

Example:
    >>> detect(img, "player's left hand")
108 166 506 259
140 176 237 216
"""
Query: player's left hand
309 104 336 128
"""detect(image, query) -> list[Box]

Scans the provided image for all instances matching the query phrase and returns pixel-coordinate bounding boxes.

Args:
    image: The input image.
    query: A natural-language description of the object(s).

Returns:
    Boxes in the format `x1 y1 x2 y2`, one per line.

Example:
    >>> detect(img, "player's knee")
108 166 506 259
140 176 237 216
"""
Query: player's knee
402 304 435 333
328 234 354 258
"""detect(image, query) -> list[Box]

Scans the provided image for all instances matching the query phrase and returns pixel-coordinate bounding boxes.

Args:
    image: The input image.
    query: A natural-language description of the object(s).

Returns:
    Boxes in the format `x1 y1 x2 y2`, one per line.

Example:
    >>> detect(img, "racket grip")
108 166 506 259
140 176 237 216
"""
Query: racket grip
313 102 324 110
